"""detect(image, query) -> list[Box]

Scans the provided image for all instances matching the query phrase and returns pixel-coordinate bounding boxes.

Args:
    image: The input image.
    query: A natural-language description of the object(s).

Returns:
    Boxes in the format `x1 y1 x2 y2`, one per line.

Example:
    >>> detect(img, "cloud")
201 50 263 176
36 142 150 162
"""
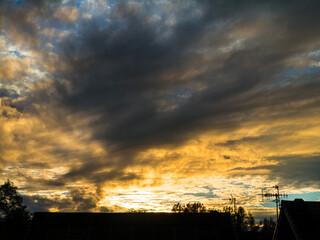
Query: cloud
54 6 78 23
23 188 99 212
263 154 320 188
42 0 320 178
0 56 31 81
4 8 41 49
0 89 19 98
1 0 63 49
229 154 320 190
1 0 320 214
4 0 317 188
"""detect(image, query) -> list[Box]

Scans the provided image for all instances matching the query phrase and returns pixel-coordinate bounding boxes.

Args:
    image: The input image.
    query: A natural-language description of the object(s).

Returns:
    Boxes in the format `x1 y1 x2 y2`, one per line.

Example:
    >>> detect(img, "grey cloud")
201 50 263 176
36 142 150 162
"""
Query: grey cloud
23 188 99 213
231 154 320 188
39 0 320 182
184 191 218 198
24 0 61 6
217 136 270 147
266 154 320 188
0 88 19 98
62 163 141 183
3 0 320 187
0 97 22 119
24 177 65 189
1 0 63 49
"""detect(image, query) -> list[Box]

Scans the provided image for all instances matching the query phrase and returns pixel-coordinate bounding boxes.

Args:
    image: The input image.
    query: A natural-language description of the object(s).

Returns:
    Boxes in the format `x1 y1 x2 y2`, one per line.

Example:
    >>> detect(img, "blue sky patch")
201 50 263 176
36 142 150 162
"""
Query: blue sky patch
262 191 320 208
9 50 21 57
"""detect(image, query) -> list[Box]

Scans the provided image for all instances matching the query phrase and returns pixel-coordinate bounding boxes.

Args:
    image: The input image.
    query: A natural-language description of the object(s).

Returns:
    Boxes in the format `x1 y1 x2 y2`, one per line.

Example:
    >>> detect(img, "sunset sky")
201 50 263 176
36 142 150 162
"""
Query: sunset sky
1 0 320 220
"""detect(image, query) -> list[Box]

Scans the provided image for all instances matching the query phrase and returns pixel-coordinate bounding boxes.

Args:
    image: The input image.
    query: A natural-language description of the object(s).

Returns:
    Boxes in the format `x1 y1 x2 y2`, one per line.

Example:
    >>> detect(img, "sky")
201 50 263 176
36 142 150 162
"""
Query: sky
1 0 320 220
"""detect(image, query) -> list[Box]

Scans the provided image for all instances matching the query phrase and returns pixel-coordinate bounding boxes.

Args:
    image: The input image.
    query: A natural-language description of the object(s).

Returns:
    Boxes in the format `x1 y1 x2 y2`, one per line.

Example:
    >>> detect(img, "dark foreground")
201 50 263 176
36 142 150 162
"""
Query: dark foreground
25 212 237 240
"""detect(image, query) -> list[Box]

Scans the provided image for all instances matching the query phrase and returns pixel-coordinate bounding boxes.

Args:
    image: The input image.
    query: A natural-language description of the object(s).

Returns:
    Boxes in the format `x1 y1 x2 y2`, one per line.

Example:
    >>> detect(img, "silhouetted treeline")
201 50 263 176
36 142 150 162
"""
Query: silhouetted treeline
226 206 276 240
173 202 276 240
172 202 207 213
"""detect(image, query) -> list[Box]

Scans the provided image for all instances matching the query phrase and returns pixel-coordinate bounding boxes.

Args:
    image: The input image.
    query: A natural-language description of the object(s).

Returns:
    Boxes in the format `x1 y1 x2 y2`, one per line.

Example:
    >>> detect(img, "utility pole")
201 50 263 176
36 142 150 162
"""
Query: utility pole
260 185 288 220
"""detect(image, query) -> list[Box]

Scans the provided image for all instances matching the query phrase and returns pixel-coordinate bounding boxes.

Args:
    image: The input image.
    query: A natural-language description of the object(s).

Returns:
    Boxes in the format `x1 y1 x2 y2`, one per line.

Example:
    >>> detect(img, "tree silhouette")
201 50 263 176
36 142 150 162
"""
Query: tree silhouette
172 202 185 213
0 179 30 240
0 180 29 219
260 217 276 239
234 206 248 233
247 212 258 231
224 205 261 238
172 202 207 213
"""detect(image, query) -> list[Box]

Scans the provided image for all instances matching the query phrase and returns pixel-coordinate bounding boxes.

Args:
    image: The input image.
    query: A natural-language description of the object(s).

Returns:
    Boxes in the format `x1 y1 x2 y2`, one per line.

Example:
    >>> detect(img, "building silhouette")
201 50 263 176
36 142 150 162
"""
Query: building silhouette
25 212 237 240
273 199 320 240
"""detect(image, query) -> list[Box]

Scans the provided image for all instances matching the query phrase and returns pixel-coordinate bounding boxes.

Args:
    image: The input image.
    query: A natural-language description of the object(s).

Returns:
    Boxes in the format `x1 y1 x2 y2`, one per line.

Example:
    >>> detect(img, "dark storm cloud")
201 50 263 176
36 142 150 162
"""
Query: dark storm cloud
24 176 65 188
23 188 99 212
2 0 318 188
231 154 320 188
61 165 141 183
0 88 19 98
0 97 23 118
0 0 62 49
267 154 320 188
38 0 320 182
24 0 61 6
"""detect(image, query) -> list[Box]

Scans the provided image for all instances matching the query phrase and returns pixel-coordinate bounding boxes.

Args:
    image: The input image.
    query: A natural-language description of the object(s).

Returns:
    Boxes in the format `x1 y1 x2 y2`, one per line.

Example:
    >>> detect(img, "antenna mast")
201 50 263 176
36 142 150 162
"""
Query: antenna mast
260 185 288 220
223 194 237 213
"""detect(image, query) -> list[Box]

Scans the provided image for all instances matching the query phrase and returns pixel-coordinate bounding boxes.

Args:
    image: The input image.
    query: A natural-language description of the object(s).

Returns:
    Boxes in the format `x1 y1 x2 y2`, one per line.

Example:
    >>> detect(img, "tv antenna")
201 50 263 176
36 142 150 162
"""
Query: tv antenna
223 194 237 213
260 185 288 220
